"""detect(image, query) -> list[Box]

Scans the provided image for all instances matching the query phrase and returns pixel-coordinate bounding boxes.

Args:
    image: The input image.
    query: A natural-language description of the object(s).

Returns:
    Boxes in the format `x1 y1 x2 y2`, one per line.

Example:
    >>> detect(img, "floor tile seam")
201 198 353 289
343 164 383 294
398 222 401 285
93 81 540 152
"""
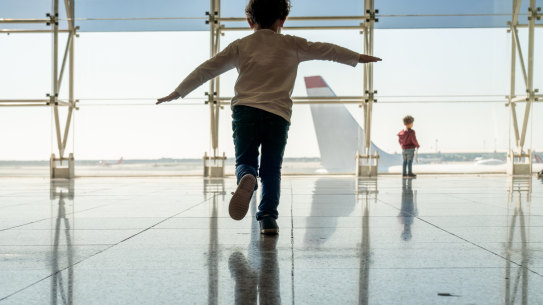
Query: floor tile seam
291 266 537 270
141 228 527 232
6 228 167 231
106 196 214 246
0 244 113 249
0 196 213 303
9 266 537 272
0 252 110 302
0 244 115 247
446 193 513 209
0 218 51 232
420 232 543 278
378 198 543 278
292 225 543 229
289 193 363 196
0 202 44 209
148 226 500 230
161 215 539 219
0 203 113 233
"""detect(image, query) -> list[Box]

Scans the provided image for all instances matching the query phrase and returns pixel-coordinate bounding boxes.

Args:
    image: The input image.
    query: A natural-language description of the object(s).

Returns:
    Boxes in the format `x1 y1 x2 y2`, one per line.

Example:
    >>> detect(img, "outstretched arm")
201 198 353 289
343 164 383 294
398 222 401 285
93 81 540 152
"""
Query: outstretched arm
359 54 382 63
156 40 239 105
156 91 180 104
296 37 381 66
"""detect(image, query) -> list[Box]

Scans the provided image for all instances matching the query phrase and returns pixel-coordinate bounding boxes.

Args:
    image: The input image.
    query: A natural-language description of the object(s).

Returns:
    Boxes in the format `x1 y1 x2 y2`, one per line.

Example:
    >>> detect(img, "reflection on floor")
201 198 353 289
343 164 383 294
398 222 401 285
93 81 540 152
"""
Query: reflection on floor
0 175 542 304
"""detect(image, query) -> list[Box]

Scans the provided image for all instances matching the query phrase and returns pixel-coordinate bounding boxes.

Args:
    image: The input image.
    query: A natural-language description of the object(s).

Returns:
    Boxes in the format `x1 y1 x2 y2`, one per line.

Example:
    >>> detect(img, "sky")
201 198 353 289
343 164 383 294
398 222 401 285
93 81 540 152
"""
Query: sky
0 27 541 160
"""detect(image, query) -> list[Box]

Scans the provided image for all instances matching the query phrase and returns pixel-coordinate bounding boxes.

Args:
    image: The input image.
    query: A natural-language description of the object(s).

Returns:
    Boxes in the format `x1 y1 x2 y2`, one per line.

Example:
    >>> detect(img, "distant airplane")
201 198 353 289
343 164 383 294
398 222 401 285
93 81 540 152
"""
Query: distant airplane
304 75 401 173
99 157 124 167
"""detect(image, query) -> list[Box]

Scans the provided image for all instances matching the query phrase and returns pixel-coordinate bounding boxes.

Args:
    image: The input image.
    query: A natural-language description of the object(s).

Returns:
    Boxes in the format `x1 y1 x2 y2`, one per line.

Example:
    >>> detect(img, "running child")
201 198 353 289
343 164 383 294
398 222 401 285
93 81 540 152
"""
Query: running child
157 0 381 234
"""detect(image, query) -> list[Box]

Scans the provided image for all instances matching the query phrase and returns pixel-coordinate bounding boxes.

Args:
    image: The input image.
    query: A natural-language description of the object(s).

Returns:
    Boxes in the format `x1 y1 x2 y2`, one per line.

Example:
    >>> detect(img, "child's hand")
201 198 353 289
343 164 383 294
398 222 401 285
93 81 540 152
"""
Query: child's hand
156 91 181 104
359 54 382 63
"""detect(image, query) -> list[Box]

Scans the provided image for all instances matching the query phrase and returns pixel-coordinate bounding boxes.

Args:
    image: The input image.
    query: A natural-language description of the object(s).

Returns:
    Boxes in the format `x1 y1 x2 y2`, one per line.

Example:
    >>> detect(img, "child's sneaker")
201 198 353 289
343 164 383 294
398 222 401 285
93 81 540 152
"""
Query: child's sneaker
259 215 279 235
229 174 256 220
407 173 417 178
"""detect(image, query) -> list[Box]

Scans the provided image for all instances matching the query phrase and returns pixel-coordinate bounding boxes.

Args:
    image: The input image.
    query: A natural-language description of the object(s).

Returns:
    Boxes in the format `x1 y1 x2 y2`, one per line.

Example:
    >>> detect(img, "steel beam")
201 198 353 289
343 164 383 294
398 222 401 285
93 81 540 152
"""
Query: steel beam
357 0 378 177
519 0 536 149
222 25 364 31
0 18 50 24
60 0 76 157
218 16 366 22
511 102 521 149
1 29 70 34
516 24 543 27
512 0 523 26
0 99 50 104
57 33 73 92
64 0 75 155
208 0 219 158
506 0 539 175
203 0 225 177
218 96 365 101
48 0 77 178
509 0 520 149
0 104 47 107
51 0 64 160
363 0 375 156
511 27 528 87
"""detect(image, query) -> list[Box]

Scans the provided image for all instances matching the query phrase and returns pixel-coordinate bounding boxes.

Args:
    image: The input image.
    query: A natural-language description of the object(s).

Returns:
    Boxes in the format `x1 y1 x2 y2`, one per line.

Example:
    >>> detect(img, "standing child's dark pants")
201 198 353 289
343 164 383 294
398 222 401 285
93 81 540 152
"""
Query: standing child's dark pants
232 105 290 220
402 148 415 176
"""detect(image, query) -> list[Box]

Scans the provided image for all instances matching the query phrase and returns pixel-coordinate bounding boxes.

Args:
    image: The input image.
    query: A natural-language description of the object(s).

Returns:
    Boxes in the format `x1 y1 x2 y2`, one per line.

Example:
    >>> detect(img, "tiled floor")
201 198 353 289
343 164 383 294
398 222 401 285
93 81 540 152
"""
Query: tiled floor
1 175 542 305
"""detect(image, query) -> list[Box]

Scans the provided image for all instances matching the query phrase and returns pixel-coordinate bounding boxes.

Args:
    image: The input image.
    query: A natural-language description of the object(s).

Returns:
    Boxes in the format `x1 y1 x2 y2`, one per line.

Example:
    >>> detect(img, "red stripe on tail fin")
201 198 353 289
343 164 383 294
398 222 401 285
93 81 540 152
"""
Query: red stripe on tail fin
304 76 327 89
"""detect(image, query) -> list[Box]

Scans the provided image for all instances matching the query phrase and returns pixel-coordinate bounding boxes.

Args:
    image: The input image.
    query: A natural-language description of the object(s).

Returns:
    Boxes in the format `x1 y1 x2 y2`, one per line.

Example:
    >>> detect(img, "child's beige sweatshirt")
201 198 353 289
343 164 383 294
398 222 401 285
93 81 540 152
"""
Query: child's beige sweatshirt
175 29 360 122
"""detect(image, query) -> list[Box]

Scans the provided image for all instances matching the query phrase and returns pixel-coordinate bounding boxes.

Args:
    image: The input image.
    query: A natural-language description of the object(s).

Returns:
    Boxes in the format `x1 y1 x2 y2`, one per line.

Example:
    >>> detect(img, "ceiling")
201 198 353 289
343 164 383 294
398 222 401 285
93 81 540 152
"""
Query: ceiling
1 0 540 32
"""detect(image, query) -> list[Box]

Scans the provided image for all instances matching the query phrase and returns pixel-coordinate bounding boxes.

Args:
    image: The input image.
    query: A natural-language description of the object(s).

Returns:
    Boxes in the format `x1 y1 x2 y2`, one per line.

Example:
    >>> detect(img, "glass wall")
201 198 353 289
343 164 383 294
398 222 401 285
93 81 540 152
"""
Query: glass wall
0 28 541 175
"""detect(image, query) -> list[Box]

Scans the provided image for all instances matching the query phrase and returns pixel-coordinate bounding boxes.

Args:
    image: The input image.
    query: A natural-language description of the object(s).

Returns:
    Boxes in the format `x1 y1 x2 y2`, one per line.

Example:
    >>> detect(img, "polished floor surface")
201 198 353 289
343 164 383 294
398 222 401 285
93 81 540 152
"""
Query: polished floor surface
1 175 542 305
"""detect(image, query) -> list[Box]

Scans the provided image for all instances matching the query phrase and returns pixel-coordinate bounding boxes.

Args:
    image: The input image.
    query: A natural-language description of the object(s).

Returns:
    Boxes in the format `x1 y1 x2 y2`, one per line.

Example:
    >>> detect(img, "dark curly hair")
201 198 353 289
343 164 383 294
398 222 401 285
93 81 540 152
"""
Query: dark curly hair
245 0 291 29
403 115 415 125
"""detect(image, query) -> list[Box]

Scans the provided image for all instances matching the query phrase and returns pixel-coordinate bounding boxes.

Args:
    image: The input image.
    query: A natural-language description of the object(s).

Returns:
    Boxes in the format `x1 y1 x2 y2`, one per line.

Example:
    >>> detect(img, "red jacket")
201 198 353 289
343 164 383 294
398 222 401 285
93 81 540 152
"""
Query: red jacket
398 128 420 149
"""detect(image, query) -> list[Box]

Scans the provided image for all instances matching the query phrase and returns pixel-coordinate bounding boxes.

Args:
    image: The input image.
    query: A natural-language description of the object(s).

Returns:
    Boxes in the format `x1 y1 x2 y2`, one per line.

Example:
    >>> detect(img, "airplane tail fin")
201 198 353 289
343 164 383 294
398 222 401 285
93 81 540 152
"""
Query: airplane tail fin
304 76 400 172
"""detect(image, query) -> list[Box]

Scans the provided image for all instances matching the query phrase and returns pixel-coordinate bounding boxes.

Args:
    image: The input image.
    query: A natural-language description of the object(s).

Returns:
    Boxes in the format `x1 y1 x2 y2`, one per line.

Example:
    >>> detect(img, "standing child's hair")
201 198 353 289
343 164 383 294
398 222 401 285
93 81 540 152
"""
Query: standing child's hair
245 0 291 28
403 115 414 126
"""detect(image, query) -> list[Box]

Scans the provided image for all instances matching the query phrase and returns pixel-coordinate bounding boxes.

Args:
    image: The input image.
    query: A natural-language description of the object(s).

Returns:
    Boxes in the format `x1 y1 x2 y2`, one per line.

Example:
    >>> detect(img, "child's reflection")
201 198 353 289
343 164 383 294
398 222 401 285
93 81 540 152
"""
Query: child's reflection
398 178 417 241
229 196 281 305
229 236 280 305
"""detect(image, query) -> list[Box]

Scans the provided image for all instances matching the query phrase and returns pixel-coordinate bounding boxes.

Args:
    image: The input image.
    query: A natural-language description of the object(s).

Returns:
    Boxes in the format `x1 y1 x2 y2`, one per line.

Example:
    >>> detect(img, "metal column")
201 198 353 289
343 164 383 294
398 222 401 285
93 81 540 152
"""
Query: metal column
203 0 226 178
0 0 78 178
356 0 379 177
506 0 541 175
50 0 78 179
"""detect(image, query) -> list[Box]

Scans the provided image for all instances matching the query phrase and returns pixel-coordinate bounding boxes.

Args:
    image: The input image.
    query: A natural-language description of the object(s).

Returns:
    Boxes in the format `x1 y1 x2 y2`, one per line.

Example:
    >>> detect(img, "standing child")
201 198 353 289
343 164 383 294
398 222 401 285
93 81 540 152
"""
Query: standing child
157 0 381 235
397 115 420 178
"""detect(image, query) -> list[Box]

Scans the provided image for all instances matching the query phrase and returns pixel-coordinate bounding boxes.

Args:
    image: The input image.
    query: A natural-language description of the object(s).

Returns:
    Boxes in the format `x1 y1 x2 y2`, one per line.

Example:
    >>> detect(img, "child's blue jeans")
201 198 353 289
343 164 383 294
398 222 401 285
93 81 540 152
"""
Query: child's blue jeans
232 105 290 220
402 149 415 176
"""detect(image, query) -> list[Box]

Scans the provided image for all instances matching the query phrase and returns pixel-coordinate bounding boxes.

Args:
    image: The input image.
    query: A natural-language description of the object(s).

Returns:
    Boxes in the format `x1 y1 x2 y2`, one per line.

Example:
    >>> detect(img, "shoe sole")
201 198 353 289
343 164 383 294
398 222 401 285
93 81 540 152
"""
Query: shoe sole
229 174 256 220
260 228 279 235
